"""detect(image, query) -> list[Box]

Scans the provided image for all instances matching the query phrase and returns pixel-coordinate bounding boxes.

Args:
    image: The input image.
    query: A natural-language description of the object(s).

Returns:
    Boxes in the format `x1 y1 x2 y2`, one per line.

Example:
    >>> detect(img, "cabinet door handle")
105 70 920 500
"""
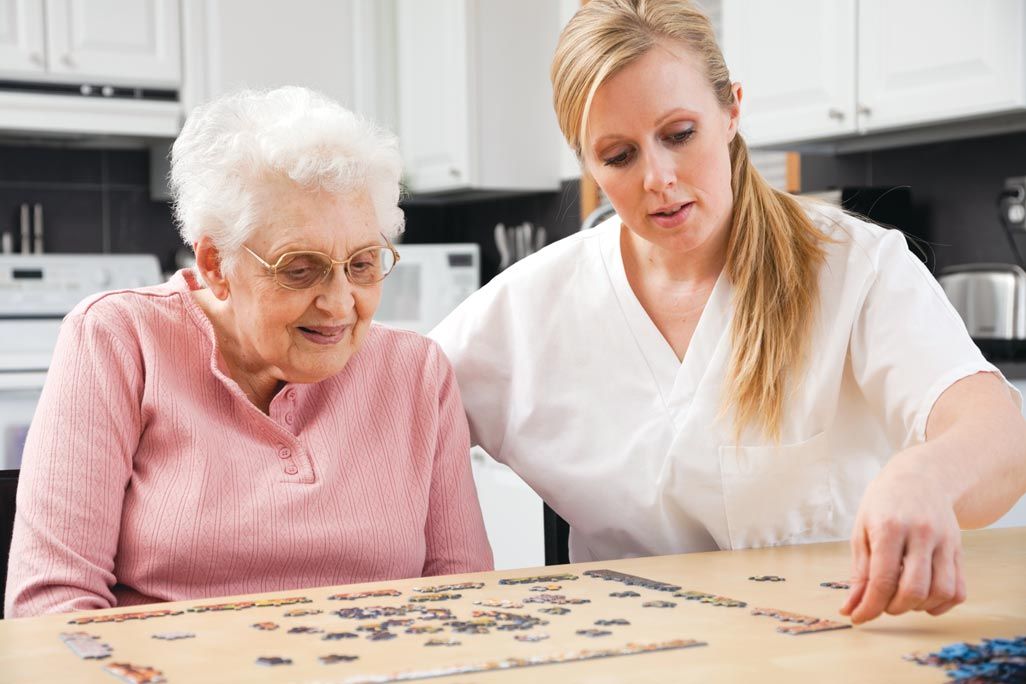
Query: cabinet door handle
61 54 76 68
827 108 845 121
30 52 44 66
857 104 872 116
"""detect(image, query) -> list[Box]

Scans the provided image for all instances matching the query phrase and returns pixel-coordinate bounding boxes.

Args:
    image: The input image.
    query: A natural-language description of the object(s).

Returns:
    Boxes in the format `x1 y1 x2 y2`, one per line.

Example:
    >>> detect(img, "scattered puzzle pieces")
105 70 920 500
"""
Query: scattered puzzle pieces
251 622 279 631
367 631 398 641
515 633 550 642
674 590 747 608
751 607 852 635
750 607 820 625
819 581 850 590
151 632 195 640
255 656 292 666
498 573 578 585
283 608 322 617
576 629 612 638
538 607 571 615
473 599 524 609
642 600 677 608
904 635 1026 682
319 654 359 664
583 569 681 593
323 631 359 640
408 592 461 603
68 609 182 625
425 638 462 647
103 662 166 683
328 589 402 601
595 619 630 626
59 632 112 659
777 620 852 635
523 594 590 605
413 582 484 593
748 575 786 582
610 591 641 598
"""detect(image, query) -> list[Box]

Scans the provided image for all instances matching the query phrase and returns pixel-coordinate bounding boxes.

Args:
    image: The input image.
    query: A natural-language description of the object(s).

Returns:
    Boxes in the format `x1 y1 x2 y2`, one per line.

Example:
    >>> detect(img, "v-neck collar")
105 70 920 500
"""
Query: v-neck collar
598 217 733 418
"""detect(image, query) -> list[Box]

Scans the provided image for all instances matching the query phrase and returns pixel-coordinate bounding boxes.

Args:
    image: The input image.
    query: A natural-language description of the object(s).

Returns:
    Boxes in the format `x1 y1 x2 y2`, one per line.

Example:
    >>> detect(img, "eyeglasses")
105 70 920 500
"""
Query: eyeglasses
242 238 400 290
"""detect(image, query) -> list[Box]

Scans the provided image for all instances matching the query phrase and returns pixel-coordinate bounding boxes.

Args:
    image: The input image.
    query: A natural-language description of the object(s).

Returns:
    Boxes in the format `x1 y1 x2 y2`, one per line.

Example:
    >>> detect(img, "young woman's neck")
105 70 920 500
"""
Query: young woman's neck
620 222 729 286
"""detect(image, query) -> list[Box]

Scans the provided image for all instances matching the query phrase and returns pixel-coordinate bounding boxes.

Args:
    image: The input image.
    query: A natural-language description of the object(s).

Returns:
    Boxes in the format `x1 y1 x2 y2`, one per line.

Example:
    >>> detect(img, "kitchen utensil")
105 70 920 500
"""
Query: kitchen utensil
494 223 512 270
534 226 547 252
19 205 30 255
32 204 43 254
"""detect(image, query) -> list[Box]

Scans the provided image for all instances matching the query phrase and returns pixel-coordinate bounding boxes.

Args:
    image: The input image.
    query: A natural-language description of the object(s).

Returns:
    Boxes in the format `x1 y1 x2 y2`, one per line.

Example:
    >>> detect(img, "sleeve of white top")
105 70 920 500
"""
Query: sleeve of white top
848 229 1020 450
428 280 515 463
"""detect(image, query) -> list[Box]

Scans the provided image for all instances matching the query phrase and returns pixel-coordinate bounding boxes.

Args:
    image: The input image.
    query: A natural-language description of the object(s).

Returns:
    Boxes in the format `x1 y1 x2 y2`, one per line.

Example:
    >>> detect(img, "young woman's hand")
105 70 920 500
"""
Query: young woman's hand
840 451 966 624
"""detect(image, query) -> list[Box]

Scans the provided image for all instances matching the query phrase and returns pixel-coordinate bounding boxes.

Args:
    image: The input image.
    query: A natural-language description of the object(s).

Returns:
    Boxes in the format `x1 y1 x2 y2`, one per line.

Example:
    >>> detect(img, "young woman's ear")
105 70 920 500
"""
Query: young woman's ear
726 81 743 142
193 236 230 300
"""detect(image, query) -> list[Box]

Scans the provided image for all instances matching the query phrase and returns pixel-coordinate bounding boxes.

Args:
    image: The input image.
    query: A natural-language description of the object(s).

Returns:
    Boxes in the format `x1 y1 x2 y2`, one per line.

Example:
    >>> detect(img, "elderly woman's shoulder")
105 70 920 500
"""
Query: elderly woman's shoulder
68 280 185 318
63 279 194 343
364 323 451 367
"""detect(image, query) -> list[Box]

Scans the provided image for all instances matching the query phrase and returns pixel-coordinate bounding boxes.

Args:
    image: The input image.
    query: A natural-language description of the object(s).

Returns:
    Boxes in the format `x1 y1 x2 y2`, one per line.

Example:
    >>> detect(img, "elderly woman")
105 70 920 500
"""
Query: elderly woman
5 86 493 617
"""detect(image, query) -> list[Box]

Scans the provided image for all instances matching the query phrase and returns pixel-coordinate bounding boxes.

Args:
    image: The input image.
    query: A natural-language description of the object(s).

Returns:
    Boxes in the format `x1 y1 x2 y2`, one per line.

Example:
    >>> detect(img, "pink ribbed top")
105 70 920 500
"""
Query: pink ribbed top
5 270 493 618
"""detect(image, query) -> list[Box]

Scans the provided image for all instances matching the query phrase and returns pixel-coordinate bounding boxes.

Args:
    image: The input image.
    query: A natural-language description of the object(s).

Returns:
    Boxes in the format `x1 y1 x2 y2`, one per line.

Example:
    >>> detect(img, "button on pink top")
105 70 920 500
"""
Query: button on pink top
5 270 493 617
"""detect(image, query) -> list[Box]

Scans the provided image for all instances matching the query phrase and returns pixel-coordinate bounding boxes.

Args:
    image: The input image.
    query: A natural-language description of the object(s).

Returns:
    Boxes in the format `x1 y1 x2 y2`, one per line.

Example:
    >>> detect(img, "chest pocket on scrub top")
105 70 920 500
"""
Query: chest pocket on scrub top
718 431 836 550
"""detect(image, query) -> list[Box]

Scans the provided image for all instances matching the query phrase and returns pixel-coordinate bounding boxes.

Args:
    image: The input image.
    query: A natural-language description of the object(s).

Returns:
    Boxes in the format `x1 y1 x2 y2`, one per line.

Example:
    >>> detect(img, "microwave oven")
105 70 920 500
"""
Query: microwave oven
376 243 480 334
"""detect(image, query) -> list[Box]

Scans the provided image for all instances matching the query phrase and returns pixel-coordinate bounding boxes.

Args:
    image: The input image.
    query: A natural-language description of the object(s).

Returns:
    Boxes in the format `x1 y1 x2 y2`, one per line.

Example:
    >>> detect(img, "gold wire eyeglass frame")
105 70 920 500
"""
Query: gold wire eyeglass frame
242 236 400 291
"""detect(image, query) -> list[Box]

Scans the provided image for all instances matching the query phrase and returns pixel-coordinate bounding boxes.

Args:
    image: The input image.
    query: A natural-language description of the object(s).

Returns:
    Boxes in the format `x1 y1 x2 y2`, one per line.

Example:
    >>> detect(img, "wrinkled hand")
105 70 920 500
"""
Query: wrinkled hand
841 452 966 624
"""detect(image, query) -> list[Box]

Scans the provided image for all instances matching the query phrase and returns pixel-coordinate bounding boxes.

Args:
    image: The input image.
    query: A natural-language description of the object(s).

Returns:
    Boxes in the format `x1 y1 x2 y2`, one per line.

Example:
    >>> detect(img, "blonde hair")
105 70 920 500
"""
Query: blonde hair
552 0 828 441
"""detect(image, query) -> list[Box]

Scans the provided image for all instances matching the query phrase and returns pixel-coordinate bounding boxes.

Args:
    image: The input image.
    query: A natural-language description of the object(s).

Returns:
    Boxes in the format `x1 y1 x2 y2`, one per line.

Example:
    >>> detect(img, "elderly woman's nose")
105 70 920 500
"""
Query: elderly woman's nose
642 148 676 193
316 273 358 315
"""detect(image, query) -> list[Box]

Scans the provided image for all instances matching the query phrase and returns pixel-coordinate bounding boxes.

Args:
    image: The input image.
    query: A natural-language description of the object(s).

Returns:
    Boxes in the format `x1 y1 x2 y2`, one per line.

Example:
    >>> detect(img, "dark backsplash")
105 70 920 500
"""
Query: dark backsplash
800 130 1026 274
10 128 1024 283
0 144 182 273
400 181 582 284
0 143 582 283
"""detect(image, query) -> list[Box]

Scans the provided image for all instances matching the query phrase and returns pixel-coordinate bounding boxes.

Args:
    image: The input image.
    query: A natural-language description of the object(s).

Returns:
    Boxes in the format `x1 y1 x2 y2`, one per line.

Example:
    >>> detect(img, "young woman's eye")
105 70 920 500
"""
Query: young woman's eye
666 128 695 145
602 149 633 167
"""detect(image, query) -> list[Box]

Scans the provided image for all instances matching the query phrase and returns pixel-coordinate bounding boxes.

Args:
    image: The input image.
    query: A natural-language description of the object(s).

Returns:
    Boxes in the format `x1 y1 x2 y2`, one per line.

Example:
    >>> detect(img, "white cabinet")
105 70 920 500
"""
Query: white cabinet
181 0 393 127
723 0 856 145
396 0 565 193
0 0 181 87
0 0 46 77
723 0 1026 148
858 0 1025 133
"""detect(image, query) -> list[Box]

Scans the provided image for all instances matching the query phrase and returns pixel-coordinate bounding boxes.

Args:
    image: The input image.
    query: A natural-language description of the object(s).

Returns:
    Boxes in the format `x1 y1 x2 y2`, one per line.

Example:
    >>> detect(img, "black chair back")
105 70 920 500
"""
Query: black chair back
0 469 18 619
543 502 570 566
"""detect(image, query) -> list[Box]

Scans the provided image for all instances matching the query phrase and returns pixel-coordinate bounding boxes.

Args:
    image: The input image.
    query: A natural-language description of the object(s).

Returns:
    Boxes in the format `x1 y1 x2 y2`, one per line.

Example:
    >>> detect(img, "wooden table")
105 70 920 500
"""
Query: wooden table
1 528 1023 683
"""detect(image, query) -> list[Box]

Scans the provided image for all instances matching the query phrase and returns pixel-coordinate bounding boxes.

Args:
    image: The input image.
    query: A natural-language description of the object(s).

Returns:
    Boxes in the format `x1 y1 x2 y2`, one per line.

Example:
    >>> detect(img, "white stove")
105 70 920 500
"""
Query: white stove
0 254 162 469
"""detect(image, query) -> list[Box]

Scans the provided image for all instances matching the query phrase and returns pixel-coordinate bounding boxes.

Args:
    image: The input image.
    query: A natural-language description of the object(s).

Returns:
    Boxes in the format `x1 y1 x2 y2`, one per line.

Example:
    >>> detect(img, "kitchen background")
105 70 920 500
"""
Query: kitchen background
1 0 1026 571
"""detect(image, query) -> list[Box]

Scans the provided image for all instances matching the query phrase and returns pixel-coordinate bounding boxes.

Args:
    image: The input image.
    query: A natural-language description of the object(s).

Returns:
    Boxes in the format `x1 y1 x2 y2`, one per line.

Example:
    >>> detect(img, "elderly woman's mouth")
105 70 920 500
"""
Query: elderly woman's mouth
297 325 349 345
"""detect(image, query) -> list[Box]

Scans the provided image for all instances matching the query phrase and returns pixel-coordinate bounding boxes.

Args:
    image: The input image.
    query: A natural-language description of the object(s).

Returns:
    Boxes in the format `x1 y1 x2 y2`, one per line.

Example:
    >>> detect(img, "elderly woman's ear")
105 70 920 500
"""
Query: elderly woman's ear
194 236 230 300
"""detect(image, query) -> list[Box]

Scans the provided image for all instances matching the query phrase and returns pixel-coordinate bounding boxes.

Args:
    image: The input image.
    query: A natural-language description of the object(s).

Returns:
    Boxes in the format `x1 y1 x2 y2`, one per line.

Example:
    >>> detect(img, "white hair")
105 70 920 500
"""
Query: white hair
169 86 405 273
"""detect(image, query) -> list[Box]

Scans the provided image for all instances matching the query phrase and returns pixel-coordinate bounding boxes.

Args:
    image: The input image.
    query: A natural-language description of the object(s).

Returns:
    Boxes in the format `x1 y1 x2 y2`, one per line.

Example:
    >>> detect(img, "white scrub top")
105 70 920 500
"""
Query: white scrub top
430 205 1017 562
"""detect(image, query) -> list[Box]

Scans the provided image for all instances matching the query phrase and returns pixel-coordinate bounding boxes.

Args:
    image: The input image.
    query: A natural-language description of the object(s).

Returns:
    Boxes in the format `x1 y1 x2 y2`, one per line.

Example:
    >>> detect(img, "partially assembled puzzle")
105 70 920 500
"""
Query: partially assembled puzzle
48 566 1017 684
41 568 884 683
